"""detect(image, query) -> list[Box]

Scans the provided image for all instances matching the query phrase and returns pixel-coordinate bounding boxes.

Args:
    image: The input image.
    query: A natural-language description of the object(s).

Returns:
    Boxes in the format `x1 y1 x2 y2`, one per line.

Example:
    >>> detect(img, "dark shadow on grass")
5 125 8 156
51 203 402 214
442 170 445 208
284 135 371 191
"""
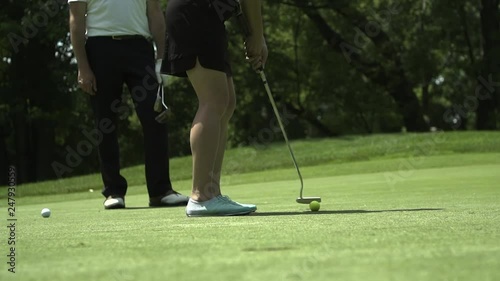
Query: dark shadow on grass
121 207 152 210
117 206 187 210
250 208 444 216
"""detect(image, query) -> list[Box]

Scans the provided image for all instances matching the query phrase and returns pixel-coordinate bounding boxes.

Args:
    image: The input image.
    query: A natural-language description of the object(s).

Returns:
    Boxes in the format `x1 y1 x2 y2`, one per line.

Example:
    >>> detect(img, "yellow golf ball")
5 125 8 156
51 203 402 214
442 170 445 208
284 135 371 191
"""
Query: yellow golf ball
309 201 320 212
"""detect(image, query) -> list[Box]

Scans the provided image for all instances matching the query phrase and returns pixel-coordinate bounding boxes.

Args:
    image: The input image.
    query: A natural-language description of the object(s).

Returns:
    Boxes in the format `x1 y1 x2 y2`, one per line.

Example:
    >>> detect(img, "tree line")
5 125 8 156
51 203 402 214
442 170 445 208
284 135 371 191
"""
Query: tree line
0 0 498 184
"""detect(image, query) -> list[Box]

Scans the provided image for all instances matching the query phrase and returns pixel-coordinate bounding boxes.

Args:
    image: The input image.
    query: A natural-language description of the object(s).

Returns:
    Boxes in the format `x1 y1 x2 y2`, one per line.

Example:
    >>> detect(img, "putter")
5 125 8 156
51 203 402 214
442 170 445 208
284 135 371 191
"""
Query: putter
235 10 321 204
258 71 321 204
154 84 169 124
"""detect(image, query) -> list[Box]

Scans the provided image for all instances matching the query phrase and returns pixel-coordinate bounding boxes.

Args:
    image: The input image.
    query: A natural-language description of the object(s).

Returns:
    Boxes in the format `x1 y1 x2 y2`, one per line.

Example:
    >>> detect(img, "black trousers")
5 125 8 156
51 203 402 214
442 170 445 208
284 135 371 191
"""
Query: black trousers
85 36 172 198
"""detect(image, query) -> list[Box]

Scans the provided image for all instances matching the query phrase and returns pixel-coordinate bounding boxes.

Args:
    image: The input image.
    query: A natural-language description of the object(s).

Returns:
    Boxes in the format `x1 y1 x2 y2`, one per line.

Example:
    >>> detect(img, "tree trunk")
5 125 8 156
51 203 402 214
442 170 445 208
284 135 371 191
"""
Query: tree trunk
0 112 10 185
299 6 429 131
13 109 32 184
7 9 61 183
422 84 429 117
34 119 56 181
476 0 500 130
0 136 8 185
391 81 429 132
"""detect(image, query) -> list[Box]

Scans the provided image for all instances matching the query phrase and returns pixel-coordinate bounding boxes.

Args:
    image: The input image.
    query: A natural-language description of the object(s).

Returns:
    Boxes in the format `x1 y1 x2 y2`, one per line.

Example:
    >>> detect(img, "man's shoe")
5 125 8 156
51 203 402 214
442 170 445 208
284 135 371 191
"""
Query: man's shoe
104 195 125 209
149 191 189 207
186 195 257 217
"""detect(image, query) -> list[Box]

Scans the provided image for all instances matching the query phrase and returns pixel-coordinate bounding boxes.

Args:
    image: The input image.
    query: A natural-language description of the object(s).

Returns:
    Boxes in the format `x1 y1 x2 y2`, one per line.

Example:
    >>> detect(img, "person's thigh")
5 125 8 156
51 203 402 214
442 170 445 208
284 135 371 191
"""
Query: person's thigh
86 37 124 118
163 0 231 77
187 59 229 107
122 38 158 120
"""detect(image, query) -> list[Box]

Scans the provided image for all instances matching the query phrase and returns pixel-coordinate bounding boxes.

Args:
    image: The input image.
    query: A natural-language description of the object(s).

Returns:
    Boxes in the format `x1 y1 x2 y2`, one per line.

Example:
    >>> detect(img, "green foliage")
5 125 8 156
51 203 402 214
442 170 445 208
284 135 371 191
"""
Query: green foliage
0 0 498 183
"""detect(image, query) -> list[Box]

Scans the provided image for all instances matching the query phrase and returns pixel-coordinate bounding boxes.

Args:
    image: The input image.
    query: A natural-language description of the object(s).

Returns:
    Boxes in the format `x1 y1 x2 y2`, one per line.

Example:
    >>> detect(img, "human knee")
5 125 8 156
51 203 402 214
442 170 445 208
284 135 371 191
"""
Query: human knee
224 93 236 120
199 92 232 117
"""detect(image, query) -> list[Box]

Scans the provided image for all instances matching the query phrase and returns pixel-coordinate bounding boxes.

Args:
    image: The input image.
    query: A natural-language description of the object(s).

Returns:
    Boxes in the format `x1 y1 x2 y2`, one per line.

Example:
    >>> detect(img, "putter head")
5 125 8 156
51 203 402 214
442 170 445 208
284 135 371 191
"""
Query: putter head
296 197 322 204
155 110 170 124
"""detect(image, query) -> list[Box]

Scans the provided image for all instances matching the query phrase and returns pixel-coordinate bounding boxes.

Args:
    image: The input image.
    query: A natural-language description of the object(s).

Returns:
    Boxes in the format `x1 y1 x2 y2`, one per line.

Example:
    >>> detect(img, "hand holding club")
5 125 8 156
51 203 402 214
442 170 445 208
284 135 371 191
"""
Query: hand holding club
154 59 164 113
245 35 268 71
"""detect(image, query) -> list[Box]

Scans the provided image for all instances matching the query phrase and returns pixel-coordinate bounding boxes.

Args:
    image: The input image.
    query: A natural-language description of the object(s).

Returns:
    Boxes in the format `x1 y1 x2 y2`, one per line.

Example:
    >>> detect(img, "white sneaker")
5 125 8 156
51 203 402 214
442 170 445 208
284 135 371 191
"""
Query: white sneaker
104 196 125 209
186 195 257 217
222 195 256 208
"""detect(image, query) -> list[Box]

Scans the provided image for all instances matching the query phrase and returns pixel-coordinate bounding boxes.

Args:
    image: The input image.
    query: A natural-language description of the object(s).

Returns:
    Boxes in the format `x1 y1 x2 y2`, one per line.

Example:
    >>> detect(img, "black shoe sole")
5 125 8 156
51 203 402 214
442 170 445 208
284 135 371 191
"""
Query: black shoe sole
148 201 188 208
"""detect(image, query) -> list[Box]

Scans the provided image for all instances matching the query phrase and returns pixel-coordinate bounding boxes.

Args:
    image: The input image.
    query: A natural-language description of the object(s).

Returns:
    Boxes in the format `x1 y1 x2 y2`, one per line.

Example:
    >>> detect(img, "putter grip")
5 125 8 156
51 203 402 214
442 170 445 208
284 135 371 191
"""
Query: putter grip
236 11 264 72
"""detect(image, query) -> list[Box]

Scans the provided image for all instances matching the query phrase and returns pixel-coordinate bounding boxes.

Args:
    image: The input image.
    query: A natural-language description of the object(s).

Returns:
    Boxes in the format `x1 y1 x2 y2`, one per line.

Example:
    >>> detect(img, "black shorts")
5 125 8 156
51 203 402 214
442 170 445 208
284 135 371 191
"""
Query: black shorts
161 0 235 77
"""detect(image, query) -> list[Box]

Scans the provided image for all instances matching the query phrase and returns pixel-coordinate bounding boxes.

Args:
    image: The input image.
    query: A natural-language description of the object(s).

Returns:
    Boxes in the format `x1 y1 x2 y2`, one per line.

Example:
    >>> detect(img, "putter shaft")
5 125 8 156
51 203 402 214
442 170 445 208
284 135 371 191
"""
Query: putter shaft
258 71 305 199
236 10 320 204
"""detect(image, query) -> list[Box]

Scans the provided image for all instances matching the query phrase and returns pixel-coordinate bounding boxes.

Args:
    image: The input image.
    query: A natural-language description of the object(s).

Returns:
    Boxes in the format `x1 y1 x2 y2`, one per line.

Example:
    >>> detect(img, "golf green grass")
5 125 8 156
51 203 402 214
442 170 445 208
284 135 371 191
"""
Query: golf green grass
3 148 500 280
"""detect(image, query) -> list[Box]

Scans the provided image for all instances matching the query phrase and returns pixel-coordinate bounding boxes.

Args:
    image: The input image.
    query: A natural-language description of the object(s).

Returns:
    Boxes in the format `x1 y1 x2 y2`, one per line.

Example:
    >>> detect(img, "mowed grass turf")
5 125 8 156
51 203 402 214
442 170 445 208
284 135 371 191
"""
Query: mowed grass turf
4 152 500 281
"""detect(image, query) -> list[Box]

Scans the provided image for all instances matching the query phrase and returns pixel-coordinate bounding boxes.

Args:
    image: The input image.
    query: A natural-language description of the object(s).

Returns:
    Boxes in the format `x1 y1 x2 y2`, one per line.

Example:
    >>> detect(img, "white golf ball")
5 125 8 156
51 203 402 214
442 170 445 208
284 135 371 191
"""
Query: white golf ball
41 208 51 218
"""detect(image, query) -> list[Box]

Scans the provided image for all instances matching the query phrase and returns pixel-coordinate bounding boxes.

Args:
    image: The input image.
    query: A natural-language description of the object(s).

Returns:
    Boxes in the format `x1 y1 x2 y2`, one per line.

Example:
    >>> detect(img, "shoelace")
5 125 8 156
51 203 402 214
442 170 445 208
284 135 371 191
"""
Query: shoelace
218 195 241 206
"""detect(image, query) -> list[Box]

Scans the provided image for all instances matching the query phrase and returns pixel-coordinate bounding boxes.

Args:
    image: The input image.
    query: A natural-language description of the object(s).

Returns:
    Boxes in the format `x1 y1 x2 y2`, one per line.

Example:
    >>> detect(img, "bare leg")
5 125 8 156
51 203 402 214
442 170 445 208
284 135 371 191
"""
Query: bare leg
186 59 233 201
212 77 236 188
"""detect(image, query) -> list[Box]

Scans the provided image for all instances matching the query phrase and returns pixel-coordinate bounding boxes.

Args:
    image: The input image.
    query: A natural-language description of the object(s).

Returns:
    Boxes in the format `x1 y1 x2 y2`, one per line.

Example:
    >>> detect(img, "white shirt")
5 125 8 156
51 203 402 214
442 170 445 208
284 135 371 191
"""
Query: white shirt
68 0 152 38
